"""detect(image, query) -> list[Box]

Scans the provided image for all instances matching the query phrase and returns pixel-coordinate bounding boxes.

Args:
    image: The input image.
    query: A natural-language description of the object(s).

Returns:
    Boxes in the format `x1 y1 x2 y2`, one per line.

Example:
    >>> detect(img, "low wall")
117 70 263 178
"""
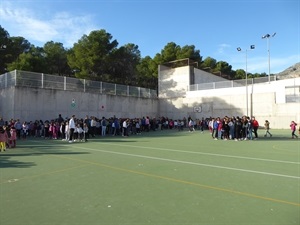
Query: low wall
0 86 159 121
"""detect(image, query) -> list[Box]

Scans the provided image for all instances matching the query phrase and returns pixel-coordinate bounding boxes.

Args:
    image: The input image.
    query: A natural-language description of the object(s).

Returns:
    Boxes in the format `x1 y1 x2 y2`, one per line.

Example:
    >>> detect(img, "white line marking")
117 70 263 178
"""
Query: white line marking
31 140 300 165
71 145 300 180
96 142 300 165
30 140 300 179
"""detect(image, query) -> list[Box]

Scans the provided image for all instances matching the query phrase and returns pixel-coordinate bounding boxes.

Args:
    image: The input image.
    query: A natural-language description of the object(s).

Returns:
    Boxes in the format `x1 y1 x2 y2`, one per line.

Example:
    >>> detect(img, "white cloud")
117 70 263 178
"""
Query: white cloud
0 1 98 47
217 43 231 54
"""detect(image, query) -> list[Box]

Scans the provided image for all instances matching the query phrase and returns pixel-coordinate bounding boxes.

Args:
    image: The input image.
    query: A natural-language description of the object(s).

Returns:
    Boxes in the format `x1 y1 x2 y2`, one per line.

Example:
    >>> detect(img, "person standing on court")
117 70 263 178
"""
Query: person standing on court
101 117 107 136
57 114 64 138
69 115 76 143
251 116 259 139
290 121 298 139
264 120 272 137
122 119 129 137
90 116 97 137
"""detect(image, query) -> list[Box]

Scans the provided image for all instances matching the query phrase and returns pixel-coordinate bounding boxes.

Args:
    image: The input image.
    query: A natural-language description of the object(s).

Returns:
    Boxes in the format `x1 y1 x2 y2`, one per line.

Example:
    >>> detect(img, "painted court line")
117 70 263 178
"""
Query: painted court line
31 140 300 165
21 141 300 207
70 145 300 180
52 153 300 207
97 142 300 165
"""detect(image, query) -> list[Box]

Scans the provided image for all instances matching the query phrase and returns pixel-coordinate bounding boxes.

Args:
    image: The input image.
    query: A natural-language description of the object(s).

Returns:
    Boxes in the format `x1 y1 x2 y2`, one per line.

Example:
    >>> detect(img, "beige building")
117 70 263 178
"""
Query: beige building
158 64 300 129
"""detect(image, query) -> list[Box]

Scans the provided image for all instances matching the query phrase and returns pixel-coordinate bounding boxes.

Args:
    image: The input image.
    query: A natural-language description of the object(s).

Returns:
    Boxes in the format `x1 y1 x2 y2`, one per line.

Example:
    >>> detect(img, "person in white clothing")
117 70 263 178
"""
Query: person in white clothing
76 124 84 141
68 115 76 143
122 119 128 137
64 121 69 141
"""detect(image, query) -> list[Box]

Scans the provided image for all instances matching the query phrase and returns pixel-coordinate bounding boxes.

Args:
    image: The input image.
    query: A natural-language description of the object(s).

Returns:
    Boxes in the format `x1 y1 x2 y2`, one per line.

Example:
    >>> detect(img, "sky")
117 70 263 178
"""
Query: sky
0 0 299 74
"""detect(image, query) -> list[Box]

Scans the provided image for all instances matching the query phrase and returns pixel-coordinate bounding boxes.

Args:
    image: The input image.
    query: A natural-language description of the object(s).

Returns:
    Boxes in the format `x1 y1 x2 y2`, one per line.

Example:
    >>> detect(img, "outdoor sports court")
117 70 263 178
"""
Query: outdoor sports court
0 129 299 225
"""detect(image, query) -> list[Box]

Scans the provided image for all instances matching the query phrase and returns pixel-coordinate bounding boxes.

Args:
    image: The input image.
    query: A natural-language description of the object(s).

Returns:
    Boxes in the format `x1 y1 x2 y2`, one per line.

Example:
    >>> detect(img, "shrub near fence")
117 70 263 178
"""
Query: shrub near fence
0 70 157 98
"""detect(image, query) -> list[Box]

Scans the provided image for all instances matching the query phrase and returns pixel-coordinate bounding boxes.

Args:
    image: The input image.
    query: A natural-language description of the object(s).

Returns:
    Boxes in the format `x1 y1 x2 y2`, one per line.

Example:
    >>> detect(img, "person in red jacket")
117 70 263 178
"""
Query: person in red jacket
251 116 259 139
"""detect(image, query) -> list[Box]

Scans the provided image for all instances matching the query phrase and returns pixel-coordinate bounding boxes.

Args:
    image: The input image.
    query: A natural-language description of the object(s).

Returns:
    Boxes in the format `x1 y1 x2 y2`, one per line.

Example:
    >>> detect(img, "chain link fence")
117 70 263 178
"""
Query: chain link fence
0 70 157 98
1 70 299 102
188 74 300 103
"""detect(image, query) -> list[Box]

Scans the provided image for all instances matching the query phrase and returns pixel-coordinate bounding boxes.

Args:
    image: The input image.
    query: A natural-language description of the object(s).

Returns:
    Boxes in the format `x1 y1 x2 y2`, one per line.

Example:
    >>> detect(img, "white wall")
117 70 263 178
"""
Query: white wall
158 65 189 98
158 65 300 129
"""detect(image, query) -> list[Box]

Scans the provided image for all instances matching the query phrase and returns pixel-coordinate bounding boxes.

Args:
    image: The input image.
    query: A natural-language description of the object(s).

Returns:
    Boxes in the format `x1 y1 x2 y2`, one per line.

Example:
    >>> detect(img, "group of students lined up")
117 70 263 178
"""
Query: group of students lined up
207 116 261 141
0 115 194 147
206 116 300 140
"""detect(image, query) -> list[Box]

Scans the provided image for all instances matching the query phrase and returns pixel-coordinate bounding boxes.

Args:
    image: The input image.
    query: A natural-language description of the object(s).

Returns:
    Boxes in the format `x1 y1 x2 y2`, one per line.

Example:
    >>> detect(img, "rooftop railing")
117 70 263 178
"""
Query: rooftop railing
188 74 299 91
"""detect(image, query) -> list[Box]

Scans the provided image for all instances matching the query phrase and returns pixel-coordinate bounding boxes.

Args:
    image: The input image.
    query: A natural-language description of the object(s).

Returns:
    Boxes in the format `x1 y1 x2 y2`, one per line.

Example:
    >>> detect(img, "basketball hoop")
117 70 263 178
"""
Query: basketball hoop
193 106 202 113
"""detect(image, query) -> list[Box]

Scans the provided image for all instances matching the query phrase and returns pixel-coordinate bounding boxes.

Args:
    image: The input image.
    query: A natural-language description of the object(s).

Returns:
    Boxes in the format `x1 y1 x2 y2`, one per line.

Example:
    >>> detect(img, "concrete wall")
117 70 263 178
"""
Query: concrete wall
0 86 159 121
158 65 190 98
158 65 228 99
1 66 299 129
194 68 228 84
158 65 300 129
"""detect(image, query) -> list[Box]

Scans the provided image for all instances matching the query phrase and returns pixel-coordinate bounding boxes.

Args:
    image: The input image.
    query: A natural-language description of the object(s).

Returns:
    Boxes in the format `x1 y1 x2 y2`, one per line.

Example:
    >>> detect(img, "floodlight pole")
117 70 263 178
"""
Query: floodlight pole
245 49 249 116
262 33 276 83
237 46 255 116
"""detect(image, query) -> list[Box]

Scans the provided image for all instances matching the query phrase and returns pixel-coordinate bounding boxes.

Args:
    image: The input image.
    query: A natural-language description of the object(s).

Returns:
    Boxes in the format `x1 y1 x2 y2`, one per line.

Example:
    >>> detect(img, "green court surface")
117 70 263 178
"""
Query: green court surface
0 129 299 225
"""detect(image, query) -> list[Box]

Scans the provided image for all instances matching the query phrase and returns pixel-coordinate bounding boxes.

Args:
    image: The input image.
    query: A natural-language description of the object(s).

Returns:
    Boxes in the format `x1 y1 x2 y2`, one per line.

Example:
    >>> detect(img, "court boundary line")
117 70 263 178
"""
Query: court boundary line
50 153 300 207
29 140 300 179
96 142 300 165
68 145 300 180
30 140 300 165
12 140 300 207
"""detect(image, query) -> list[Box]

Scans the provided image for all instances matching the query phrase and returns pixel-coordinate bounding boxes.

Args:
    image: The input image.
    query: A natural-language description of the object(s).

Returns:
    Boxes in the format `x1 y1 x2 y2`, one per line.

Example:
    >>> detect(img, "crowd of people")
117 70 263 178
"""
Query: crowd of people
206 116 299 141
0 114 299 152
0 115 194 151
207 116 260 141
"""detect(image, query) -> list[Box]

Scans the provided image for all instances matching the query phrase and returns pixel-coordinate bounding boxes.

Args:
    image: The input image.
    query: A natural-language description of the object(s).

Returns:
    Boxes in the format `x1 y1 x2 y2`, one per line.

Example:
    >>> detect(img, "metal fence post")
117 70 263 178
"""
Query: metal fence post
5 72 7 88
64 76 66 90
14 70 17 86
84 79 86 92
41 73 44 88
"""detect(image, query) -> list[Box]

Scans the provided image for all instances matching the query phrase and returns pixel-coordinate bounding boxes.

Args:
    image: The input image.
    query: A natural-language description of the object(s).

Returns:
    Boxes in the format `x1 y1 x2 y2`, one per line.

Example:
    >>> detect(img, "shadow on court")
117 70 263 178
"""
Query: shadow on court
258 136 299 142
0 151 90 169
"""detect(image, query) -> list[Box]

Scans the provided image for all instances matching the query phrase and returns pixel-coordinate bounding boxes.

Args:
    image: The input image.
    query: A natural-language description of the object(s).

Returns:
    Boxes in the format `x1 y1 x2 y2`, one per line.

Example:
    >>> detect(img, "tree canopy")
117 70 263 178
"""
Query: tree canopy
0 25 269 89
